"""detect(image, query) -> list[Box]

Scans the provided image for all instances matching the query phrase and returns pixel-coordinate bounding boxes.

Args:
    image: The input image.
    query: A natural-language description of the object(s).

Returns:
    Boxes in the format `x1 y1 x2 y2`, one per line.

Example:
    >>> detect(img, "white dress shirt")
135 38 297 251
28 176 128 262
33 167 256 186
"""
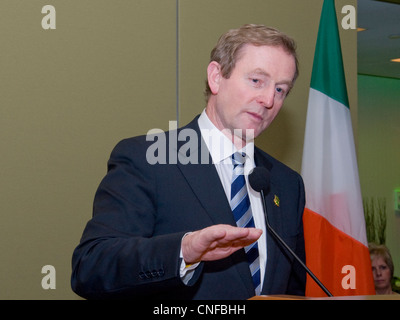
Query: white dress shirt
197 109 267 288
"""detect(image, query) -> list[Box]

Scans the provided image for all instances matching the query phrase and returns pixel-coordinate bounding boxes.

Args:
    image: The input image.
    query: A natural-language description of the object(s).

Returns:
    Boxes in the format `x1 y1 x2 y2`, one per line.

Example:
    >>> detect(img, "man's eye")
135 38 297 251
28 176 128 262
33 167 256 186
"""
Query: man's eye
276 87 286 95
251 78 260 84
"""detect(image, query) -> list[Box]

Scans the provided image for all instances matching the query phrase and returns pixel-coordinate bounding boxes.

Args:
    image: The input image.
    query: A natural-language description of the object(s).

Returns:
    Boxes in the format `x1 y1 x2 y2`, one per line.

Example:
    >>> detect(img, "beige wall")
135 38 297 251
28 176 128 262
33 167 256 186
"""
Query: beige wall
0 0 177 299
0 0 357 299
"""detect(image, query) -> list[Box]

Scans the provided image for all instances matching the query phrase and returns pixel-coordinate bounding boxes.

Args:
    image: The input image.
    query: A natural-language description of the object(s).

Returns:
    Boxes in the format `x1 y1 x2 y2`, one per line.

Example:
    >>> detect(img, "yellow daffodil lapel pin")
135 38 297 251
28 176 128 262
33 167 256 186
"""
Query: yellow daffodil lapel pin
273 195 280 207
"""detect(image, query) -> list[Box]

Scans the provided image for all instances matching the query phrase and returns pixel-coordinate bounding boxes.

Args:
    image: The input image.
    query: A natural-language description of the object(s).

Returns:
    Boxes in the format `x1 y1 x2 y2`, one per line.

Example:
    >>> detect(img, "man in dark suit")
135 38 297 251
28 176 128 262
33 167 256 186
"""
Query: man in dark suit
71 24 306 299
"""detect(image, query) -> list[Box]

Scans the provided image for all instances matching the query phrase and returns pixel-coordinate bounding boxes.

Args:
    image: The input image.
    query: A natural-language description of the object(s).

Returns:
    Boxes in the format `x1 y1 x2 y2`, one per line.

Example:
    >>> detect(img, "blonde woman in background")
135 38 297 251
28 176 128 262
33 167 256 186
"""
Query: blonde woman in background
369 243 399 295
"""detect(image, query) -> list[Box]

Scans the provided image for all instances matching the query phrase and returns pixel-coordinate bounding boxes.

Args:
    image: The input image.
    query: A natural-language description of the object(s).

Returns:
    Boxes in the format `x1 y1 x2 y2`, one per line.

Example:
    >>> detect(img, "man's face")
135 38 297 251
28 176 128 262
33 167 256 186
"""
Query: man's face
206 44 296 144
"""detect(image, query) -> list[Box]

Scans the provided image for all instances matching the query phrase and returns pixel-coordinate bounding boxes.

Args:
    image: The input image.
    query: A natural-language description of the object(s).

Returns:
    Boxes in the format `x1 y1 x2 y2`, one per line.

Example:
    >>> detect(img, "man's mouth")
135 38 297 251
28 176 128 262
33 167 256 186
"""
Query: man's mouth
247 111 263 122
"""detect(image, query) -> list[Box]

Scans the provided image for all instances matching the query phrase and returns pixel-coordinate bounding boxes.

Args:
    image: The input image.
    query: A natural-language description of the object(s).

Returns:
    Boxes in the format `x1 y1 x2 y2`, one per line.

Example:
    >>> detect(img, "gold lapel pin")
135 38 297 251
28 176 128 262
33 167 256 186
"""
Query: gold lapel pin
273 195 280 207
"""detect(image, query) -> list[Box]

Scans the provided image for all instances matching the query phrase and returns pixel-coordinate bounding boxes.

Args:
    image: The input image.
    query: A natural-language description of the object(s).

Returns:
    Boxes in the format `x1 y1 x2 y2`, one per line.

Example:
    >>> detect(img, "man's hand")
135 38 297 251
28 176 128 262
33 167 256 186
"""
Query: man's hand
181 224 262 265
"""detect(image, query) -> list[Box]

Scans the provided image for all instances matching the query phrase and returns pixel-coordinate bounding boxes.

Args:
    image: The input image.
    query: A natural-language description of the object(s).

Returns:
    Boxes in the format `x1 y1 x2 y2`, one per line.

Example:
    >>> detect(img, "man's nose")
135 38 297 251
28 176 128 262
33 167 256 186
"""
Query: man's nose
256 86 275 109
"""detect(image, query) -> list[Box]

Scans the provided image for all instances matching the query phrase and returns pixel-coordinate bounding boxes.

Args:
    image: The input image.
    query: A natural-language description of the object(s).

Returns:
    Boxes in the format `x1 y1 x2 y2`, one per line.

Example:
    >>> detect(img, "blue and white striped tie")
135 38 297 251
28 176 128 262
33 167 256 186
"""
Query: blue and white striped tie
230 152 261 295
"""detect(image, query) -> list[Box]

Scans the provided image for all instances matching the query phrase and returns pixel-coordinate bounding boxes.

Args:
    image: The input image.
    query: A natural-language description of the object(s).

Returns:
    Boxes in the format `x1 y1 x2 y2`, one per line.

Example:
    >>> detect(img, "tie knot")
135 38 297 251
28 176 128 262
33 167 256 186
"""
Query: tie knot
232 152 246 166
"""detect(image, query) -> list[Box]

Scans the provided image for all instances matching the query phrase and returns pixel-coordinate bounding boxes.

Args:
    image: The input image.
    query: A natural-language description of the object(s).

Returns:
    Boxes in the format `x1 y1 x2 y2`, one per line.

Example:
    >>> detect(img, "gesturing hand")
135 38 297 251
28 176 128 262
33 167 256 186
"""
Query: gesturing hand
181 224 262 265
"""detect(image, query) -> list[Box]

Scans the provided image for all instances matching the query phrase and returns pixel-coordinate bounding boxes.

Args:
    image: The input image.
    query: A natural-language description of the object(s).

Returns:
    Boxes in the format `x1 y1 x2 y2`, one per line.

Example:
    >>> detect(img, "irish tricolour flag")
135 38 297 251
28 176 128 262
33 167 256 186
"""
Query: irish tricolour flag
301 0 375 297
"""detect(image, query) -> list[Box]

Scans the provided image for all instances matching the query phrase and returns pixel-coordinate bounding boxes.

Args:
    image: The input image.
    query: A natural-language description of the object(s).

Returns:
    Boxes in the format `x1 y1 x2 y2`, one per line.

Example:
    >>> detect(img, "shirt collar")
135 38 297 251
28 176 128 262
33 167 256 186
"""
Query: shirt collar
198 109 254 164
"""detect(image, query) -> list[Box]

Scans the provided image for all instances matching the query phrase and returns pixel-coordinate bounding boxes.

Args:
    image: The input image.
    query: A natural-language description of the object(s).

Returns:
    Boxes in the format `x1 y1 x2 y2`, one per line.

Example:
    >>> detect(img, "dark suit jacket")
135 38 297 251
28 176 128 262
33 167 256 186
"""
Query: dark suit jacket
71 116 306 299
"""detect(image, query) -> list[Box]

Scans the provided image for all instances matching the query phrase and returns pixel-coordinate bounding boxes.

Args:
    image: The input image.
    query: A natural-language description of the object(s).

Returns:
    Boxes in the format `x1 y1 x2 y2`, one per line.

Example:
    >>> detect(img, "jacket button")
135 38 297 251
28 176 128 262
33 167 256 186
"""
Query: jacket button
151 270 159 278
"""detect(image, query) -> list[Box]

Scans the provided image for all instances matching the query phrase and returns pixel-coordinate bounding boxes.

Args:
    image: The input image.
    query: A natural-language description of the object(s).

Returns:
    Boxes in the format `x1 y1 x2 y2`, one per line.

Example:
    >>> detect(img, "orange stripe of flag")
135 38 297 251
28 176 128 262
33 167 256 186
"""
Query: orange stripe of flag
303 208 375 297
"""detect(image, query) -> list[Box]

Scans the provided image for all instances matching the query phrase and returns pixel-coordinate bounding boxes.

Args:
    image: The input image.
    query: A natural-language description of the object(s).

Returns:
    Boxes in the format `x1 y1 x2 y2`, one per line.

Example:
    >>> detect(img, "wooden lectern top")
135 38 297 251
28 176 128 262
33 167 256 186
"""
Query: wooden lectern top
250 294 400 300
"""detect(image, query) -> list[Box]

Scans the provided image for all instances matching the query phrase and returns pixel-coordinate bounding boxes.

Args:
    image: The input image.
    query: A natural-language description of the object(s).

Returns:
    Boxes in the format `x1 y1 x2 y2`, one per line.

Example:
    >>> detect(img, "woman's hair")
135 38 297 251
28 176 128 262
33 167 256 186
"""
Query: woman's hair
204 24 299 101
369 243 394 277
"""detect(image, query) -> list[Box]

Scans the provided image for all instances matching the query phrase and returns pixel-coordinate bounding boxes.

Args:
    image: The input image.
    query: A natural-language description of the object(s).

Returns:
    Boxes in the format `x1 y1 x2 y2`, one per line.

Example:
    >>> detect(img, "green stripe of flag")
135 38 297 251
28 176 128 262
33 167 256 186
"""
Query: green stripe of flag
310 0 349 108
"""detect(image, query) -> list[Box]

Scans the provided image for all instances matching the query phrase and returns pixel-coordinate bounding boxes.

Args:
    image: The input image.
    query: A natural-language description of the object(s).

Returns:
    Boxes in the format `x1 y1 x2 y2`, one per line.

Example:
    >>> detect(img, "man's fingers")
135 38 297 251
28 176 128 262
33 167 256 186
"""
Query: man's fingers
199 225 262 250
219 227 262 251
224 226 262 242
182 224 263 264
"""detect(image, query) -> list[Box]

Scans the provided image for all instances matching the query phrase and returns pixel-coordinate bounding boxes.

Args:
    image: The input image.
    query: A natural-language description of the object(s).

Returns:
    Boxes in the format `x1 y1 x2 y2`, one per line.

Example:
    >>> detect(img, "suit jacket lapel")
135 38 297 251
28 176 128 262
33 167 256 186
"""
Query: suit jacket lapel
175 117 236 226
177 161 236 226
254 149 283 294
263 187 283 293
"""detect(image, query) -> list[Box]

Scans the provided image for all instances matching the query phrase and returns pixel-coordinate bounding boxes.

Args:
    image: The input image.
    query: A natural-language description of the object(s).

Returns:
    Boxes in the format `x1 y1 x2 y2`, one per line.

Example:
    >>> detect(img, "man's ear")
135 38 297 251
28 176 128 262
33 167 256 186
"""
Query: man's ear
207 61 222 95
